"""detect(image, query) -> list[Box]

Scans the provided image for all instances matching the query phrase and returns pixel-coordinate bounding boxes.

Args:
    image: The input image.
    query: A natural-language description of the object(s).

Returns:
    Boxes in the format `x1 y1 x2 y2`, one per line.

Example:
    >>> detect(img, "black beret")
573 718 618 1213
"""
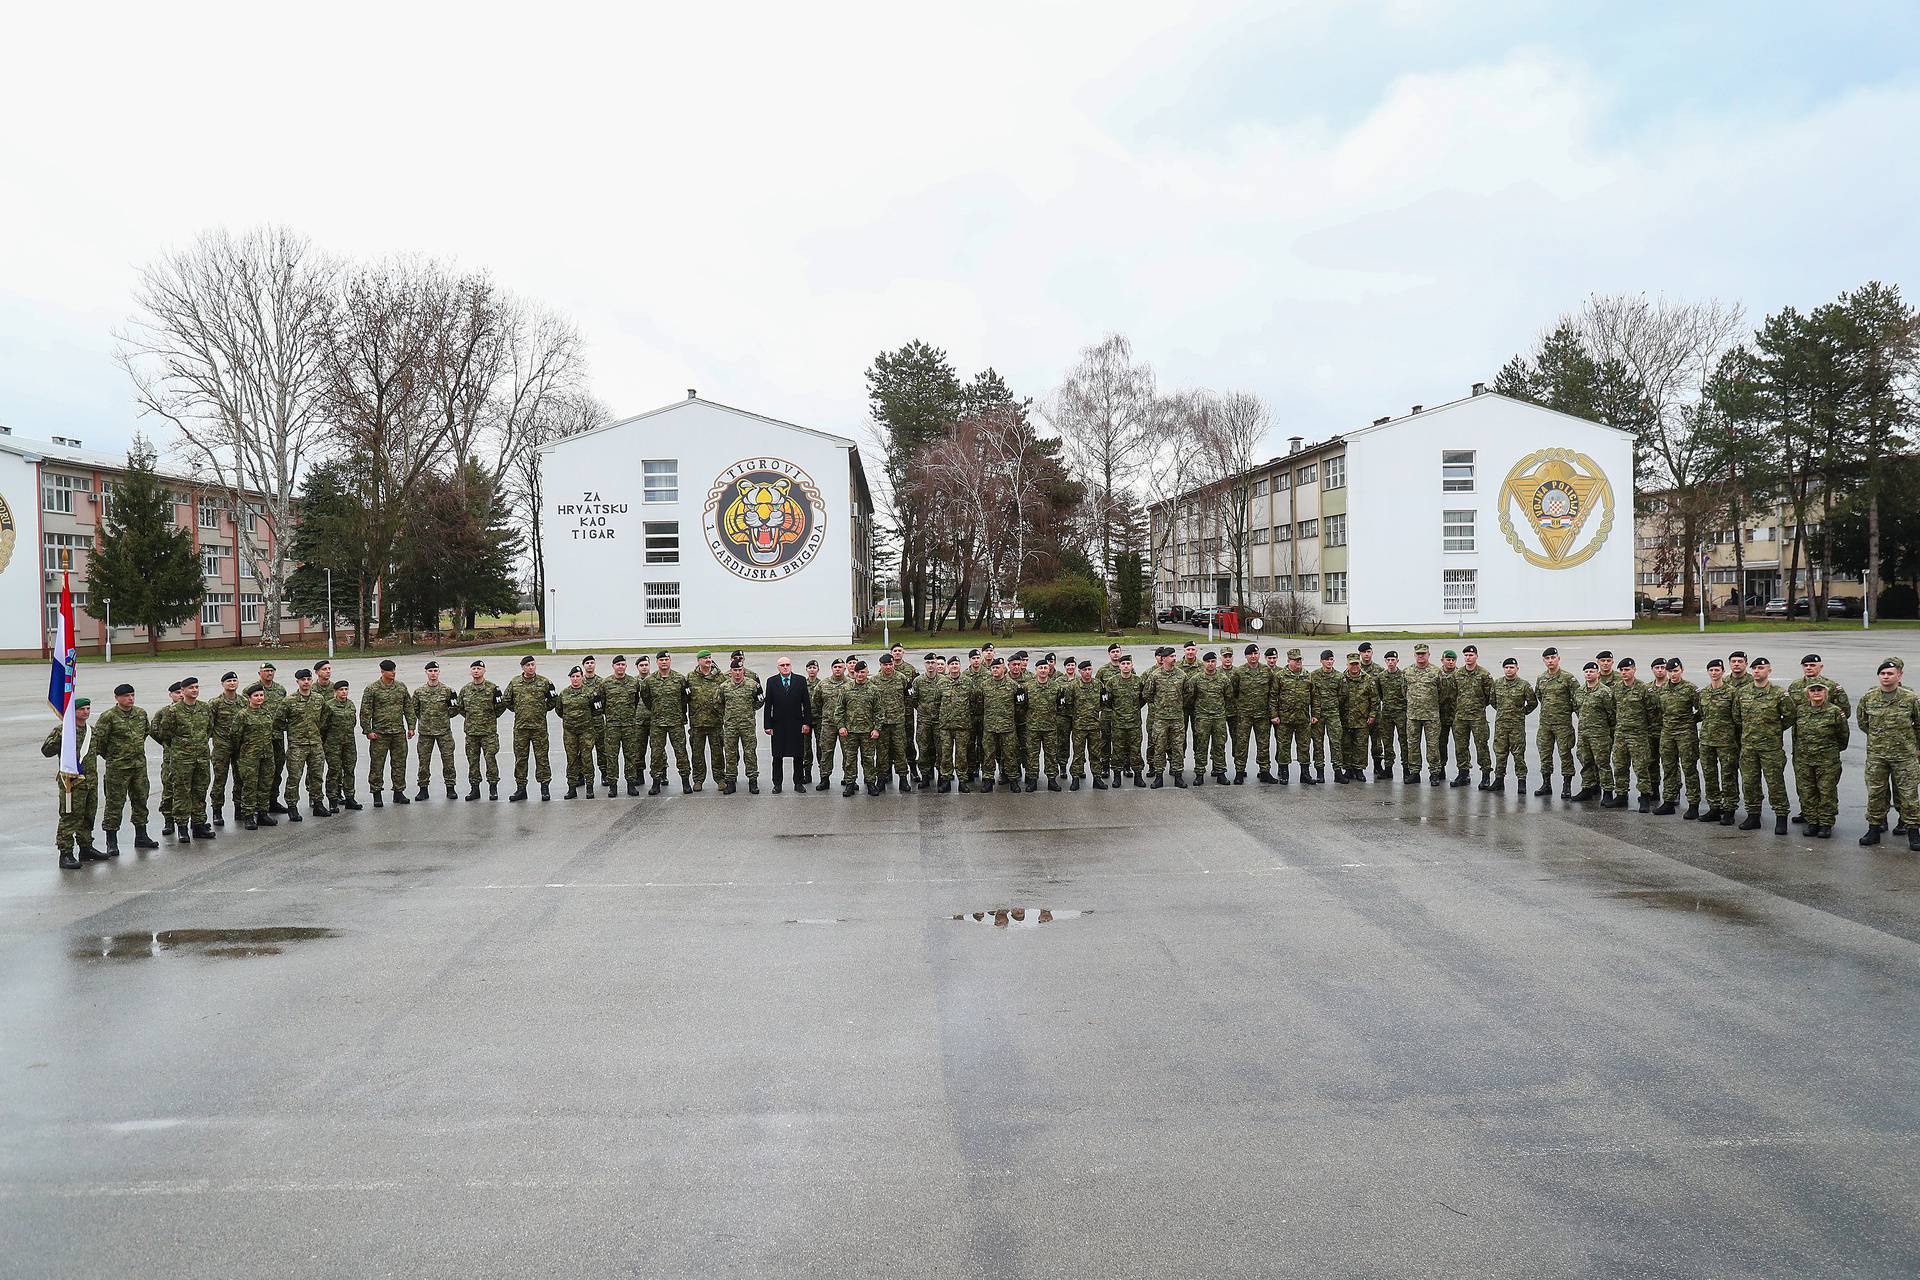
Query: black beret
1650 658 1667 668
988 657 1004 667
924 651 938 659
1043 652 1056 663
1582 661 1598 671
1728 649 1747 660
1012 650 1029 660
1502 657 1517 667
471 660 486 668
424 660 439 670
655 650 670 659
1202 651 1217 661
114 682 134 696
294 668 312 680
1463 644 1478 655
221 671 237 682
1384 650 1398 660
967 648 979 658
1108 643 1122 652
1542 647 1558 658
1357 642 1372 652
181 676 199 687
379 659 397 671
1707 658 1724 670
612 655 627 664
1183 640 1197 648
1320 649 1335 660
581 655 596 663
1800 653 1821 665
729 660 744 670
522 656 538 666
1752 656 1772 666
878 653 894 664
1245 643 1260 654
854 660 869 671
568 666 582 676
1264 647 1277 657
1078 660 1092 670
333 679 349 689
1879 659 1900 673
804 659 818 668
1619 658 1636 669
1667 657 1684 669
1595 650 1613 660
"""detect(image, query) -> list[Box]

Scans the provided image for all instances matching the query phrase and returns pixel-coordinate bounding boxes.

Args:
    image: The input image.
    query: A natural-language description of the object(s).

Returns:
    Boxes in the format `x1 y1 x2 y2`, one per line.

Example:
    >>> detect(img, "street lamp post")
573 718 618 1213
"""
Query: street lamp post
325 569 335 659
103 598 111 663
548 587 557 654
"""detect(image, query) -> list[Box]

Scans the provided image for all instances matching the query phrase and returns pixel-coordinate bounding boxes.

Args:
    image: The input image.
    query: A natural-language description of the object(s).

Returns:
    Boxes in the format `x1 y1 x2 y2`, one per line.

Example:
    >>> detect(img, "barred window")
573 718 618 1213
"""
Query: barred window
1444 568 1477 612
644 581 681 626
1443 509 1475 552
644 521 680 565
643 459 678 504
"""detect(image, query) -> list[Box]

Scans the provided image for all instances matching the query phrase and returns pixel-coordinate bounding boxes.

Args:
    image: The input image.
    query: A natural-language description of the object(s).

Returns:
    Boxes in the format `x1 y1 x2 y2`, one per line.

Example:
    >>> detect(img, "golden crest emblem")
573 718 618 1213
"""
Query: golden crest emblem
0 493 15 575
1497 449 1614 569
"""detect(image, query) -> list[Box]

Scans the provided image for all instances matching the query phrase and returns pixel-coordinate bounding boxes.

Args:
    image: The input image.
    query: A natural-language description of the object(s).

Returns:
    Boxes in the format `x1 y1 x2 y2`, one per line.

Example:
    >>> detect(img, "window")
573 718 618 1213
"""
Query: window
1251 478 1268 498
1274 523 1292 542
1636 571 1660 586
241 592 263 626
1443 568 1477 613
1749 526 1775 543
1442 450 1475 493
1712 528 1736 544
1274 575 1292 592
1252 576 1270 591
1323 456 1346 490
1298 574 1319 594
98 480 115 521
201 592 232 628
43 472 89 513
245 503 264 534
1296 463 1317 486
198 497 219 529
41 532 93 572
1443 509 1475 553
644 521 680 565
1324 514 1346 547
644 581 681 626
1277 472 1292 492
1250 527 1268 546
643 459 678 504
1324 571 1347 604
1297 518 1318 540
1706 569 1737 586
201 545 229 579
45 591 89 635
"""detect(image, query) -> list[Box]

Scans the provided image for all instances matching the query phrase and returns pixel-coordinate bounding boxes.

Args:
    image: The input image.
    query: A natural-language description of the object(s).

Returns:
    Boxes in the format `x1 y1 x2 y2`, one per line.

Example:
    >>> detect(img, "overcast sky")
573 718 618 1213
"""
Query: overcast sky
2 1 1915 463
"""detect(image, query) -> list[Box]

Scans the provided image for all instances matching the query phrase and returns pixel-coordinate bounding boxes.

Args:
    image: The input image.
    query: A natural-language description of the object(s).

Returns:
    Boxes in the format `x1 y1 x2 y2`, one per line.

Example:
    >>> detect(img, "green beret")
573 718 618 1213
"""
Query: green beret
1442 649 1457 659
74 696 90 709
696 650 711 659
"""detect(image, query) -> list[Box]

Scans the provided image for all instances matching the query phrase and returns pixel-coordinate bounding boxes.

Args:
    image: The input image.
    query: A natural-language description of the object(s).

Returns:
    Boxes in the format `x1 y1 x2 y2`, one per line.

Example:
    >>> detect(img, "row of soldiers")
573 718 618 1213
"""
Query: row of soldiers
40 639 1920 868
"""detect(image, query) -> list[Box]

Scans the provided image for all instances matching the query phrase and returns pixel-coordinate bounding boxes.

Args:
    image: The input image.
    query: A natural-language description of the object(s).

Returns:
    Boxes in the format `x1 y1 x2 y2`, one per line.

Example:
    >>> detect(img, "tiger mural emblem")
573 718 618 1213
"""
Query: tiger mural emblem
703 458 827 581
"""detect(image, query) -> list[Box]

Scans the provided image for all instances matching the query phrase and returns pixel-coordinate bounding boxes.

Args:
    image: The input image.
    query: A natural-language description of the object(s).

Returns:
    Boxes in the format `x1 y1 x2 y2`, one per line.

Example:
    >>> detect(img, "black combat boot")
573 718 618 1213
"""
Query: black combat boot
256 812 278 827
1700 807 1719 824
720 783 735 796
1600 791 1615 807
344 793 365 810
1561 780 1575 799
1258 770 1276 784
1335 771 1351 785
938 777 952 794
1069 776 1081 791
586 782 597 798
1637 794 1652 813
60 850 82 869
244 813 259 831
1173 771 1188 789
1718 809 1734 825
286 805 303 822
373 793 385 808
1738 812 1761 830
748 780 760 795
958 779 973 793
1790 812 1805 825
1276 767 1289 783
1023 778 1037 793
312 802 332 817
815 777 830 793
466 784 480 801
1450 771 1469 788
414 786 429 802
1131 771 1146 788
1234 771 1247 785
680 779 692 795
269 800 288 815
1684 803 1699 820
446 785 457 800
1479 771 1493 791
1046 778 1061 792
540 784 552 801
1654 800 1676 815
1093 776 1108 791
1429 773 1443 787
162 817 174 836
1149 773 1163 789
627 783 639 797
647 781 661 796
192 821 216 839
1774 814 1788 835
565 785 579 800
211 805 225 827
177 826 192 845
1908 827 1920 851
1533 781 1553 797
393 791 410 805
1859 824 1884 846
105 830 121 857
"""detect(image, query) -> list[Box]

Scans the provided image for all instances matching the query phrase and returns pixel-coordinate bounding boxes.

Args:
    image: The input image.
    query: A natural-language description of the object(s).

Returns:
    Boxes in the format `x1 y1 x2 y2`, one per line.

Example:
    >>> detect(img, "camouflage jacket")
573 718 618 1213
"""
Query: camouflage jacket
1534 671 1578 725
557 685 599 733
457 680 504 735
91 704 150 767
157 699 216 760
720 678 762 728
409 683 460 736
1141 667 1190 726
1611 681 1656 735
324 696 359 748
600 673 644 727
1697 683 1738 749
1791 702 1850 759
937 673 973 730
841 681 879 734
1189 670 1232 719
645 671 689 727
1659 678 1702 735
1788 676 1850 718
1271 669 1312 724
871 670 909 726
1339 671 1380 724
280 689 331 748
1307 669 1344 729
1450 666 1495 717
1733 683 1795 745
686 670 728 728
1576 682 1615 736
1491 675 1537 724
359 680 413 737
1403 664 1446 720
979 675 1019 734
1857 686 1920 756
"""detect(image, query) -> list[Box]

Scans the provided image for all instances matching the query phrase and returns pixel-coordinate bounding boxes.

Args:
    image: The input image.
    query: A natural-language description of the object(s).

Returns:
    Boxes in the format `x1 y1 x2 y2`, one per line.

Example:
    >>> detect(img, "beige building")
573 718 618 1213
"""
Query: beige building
0 425 314 658
1633 492 1864 610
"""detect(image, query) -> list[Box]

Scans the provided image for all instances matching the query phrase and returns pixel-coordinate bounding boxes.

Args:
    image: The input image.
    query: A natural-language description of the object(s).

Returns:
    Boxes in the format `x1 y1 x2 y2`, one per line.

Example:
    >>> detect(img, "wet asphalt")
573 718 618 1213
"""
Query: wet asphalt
3 630 1918 1278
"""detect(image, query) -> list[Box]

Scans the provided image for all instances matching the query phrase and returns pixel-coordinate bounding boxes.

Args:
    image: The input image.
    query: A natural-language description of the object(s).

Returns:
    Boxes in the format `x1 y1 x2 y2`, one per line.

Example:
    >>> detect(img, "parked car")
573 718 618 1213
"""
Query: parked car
1826 597 1863 617
1156 606 1182 624
1763 597 1789 616
1655 596 1687 614
1634 593 1660 614
1191 606 1222 627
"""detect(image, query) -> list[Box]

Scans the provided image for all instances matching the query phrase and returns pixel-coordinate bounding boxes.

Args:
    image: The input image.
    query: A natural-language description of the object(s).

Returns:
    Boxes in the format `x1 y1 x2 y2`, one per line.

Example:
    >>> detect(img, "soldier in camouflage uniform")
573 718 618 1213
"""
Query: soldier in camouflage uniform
457 661 504 801
685 653 728 792
1064 660 1105 789
1142 647 1192 788
1791 682 1849 838
1376 650 1410 782
647 652 692 795
719 660 763 794
872 654 913 792
557 666 600 798
44 697 103 868
94 683 158 855
359 659 414 808
1654 657 1702 818
934 658 974 792
1306 650 1344 784
1609 659 1658 810
1533 648 1579 798
152 682 180 834
279 668 330 820
1357 643 1388 777
1436 649 1460 778
840 660 882 796
1733 656 1793 834
1187 652 1231 784
813 658 847 792
1229 643 1275 784
158 676 217 844
1489 658 1539 793
1645 658 1670 804
208 672 244 827
242 662 289 815
507 655 558 801
1449 646 1495 789
974 657 1020 791
1337 652 1380 784
409 661 460 801
1096 644 1124 777
1018 663 1063 791
234 688 280 830
1787 653 1849 826
1403 643 1446 786
1695 659 1737 824
579 656 610 787
915 654 945 787
1108 655 1146 787
324 680 363 810
599 655 645 797
1857 658 1920 850
1270 648 1314 785
1574 661 1616 804
1724 651 1753 820
1007 651 1037 776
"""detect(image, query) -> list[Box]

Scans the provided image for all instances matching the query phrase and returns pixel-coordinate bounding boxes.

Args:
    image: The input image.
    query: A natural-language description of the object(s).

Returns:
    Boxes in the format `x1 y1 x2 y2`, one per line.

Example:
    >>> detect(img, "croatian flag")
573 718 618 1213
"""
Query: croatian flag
48 570 78 773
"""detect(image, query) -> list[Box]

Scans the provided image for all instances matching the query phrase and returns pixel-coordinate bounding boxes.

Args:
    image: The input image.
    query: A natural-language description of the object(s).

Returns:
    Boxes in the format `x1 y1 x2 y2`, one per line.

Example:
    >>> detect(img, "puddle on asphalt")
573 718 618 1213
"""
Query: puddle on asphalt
1603 889 1762 925
73 927 341 961
951 908 1090 928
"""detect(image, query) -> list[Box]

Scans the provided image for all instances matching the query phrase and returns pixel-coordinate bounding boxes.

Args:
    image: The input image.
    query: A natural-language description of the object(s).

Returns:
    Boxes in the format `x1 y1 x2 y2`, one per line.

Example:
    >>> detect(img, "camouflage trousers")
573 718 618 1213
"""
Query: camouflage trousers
562 727 596 787
651 722 690 783
917 721 940 778
1661 728 1701 805
1070 725 1104 778
239 747 275 816
210 742 236 814
1192 714 1228 775
1578 724 1614 793
1273 719 1311 770
875 723 911 782
1699 743 1734 811
1380 712 1411 772
167 753 211 827
54 774 98 853
1492 718 1528 778
688 723 725 787
1793 751 1841 827
1537 720 1576 780
1612 731 1654 798
1109 716 1144 775
1307 718 1339 772
101 761 150 831
936 727 970 778
601 719 644 786
589 716 611 784
368 733 409 794
416 731 457 790
1340 725 1368 773
1863 748 1920 829
722 724 758 784
815 720 842 781
1408 718 1444 776
1452 714 1491 772
326 736 358 801
464 730 500 787
1230 717 1270 774
1024 726 1062 780
841 730 880 785
284 740 325 808
1148 720 1185 776
1740 740 1789 815
979 729 1018 783
514 720 552 787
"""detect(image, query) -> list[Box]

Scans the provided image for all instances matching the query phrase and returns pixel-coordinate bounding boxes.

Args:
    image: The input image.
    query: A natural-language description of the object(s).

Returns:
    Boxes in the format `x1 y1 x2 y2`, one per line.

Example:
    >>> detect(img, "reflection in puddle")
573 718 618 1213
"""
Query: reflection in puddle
951 908 1090 928
73 927 341 961
1604 889 1762 925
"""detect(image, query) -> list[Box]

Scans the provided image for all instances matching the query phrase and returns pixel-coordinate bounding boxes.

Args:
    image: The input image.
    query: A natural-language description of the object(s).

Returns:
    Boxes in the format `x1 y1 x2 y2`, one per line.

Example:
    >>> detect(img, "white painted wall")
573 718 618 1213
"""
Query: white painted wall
540 399 861 648
0 451 43 654
1345 395 1634 632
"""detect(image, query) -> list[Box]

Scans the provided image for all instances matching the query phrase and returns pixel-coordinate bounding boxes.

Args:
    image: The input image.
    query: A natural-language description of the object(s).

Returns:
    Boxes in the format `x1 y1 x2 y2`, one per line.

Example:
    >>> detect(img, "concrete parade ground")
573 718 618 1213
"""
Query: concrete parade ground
2 630 1918 1278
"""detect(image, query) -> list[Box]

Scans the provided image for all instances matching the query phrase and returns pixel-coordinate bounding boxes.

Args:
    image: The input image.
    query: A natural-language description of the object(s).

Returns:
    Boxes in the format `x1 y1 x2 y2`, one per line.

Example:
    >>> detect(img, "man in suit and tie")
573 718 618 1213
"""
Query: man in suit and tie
762 656 814 796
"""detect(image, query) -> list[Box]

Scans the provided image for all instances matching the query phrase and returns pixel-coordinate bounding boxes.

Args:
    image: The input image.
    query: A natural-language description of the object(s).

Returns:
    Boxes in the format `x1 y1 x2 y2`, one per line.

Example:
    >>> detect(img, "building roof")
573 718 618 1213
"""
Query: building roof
0 426 220 488
1336 388 1636 443
539 394 862 455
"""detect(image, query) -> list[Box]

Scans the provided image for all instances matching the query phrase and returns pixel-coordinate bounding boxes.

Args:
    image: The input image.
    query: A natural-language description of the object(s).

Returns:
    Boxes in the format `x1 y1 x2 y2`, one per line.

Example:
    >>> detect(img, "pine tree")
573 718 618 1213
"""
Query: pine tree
84 441 204 655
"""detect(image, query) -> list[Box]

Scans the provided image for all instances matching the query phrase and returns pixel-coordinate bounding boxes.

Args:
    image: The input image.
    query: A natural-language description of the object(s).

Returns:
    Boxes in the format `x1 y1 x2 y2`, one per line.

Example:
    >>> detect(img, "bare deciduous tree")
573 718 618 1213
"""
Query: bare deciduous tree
1049 333 1155 626
117 225 335 645
1141 389 1213 631
1192 390 1271 610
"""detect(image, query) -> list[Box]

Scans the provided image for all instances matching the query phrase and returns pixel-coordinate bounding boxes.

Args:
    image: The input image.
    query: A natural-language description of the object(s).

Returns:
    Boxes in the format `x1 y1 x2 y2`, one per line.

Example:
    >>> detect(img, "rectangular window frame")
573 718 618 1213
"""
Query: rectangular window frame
1323 456 1346 490
43 472 89 514
1296 463 1317 486
198 497 220 530
201 592 233 627
1442 449 1476 494
1324 513 1346 548
1297 518 1318 540
201 545 229 579
1324 571 1347 604
644 520 680 565
643 580 682 627
1442 509 1476 553
642 459 679 505
1443 567 1478 613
